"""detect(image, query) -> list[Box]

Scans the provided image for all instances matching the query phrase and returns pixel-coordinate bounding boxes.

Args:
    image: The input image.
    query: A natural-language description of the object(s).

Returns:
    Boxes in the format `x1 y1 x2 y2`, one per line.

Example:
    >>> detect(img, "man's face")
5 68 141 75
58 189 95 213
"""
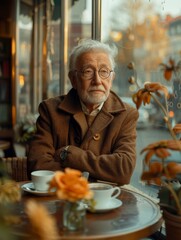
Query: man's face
70 51 115 111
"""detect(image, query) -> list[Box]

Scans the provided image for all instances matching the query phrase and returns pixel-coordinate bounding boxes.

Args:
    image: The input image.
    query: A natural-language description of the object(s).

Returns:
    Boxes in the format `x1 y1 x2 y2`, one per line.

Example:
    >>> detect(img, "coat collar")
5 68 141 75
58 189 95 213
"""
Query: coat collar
58 88 127 115
57 88 127 141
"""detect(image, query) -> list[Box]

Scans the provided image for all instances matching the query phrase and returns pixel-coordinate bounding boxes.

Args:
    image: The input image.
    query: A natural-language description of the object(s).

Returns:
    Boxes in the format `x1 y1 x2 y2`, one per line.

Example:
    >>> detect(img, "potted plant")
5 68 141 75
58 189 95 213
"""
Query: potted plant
14 114 38 144
14 113 38 155
128 59 181 239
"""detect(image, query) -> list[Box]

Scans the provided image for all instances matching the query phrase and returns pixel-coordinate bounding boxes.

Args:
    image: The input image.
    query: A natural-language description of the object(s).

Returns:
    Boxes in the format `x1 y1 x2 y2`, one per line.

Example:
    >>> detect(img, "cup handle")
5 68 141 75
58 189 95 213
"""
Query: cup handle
111 187 121 198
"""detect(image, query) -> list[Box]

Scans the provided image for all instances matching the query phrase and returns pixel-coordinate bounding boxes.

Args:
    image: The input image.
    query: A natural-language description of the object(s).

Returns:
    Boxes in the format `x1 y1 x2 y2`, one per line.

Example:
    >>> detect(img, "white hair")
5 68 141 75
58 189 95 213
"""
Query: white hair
68 39 118 71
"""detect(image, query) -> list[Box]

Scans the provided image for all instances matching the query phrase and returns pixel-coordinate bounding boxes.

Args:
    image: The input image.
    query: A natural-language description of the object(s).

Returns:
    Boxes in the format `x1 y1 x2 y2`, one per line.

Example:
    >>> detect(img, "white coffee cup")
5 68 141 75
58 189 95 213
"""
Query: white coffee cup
89 183 121 208
31 170 54 191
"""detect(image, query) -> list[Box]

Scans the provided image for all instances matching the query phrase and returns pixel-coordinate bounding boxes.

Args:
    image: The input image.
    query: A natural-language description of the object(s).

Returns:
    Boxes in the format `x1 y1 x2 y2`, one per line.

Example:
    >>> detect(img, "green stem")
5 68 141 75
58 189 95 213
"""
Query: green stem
131 64 141 89
133 68 141 89
151 93 168 117
150 93 177 140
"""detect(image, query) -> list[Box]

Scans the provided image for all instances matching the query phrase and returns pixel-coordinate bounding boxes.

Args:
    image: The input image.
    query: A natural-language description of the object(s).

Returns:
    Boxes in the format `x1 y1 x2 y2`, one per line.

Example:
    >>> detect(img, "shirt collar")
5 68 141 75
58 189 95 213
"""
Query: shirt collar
80 100 104 116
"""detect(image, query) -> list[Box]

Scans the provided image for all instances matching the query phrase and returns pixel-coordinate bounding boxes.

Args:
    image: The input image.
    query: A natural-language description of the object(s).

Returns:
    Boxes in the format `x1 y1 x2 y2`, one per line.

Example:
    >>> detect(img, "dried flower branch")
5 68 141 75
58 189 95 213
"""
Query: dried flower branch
160 58 181 81
128 59 181 215
0 178 22 235
0 179 21 203
25 200 60 240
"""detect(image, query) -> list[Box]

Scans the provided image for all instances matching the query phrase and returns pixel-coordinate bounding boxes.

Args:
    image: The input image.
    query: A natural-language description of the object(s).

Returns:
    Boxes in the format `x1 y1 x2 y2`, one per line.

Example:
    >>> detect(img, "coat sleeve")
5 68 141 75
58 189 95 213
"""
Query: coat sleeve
55 106 139 185
27 98 139 185
27 99 63 179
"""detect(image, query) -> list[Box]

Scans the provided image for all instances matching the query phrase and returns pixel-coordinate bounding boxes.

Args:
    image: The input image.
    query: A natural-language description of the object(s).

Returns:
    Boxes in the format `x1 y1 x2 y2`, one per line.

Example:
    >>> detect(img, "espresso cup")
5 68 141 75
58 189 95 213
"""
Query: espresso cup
89 183 121 208
31 170 54 191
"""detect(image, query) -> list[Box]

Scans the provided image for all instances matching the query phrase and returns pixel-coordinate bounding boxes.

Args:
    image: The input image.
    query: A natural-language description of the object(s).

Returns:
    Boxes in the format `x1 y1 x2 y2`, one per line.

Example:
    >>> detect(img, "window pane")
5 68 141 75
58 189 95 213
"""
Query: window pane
102 0 181 126
102 0 181 193
17 2 33 118
47 0 92 98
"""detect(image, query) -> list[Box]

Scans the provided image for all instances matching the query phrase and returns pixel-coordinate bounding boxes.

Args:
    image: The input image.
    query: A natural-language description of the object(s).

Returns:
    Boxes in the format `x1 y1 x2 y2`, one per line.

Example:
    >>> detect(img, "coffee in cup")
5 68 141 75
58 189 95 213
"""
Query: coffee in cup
89 182 121 208
31 170 54 191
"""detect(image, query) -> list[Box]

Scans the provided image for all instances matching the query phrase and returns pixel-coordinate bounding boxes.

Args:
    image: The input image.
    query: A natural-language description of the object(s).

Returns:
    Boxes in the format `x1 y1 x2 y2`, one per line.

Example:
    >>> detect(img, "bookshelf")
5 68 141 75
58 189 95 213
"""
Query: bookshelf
0 37 16 157
0 37 12 128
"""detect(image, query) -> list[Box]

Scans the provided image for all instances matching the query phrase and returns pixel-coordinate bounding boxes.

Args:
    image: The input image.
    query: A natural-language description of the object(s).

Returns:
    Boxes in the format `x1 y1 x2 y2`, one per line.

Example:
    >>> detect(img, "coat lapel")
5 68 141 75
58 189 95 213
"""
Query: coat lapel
57 88 125 145
81 111 113 144
58 114 70 146
73 112 88 139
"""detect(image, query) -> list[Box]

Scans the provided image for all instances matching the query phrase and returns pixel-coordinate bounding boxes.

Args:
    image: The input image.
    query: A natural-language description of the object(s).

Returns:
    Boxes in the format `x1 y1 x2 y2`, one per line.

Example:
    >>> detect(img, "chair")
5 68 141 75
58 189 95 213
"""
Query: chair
0 157 28 181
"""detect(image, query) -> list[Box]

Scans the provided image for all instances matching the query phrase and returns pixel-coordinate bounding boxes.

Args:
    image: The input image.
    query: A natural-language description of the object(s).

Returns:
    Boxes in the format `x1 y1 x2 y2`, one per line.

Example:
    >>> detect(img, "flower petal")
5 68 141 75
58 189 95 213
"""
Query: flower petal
166 162 181 178
173 124 181 134
48 168 93 202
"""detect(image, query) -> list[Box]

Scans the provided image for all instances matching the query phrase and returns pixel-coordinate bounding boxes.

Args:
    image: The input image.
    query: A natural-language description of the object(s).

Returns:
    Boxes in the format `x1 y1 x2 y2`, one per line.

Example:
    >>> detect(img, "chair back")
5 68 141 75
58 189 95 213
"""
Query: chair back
0 157 28 181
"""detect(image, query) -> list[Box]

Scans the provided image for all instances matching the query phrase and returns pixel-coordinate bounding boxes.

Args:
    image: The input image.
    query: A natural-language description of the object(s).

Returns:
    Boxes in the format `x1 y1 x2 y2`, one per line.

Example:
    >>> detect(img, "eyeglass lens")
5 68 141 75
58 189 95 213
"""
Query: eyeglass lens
81 67 113 79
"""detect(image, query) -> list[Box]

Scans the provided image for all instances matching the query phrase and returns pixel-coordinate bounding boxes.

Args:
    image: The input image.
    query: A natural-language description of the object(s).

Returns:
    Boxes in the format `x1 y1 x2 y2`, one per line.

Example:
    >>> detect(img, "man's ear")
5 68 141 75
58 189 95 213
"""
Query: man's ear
68 71 77 89
112 71 115 81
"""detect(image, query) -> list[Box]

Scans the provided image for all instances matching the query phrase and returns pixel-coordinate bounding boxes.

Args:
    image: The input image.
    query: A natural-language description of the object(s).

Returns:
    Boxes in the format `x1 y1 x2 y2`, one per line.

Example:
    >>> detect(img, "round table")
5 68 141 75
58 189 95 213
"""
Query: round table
11 184 163 240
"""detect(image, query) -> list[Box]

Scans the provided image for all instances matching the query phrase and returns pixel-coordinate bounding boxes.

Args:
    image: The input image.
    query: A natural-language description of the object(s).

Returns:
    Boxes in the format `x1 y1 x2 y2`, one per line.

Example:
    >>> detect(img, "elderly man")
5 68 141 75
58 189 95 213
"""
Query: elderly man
27 39 139 185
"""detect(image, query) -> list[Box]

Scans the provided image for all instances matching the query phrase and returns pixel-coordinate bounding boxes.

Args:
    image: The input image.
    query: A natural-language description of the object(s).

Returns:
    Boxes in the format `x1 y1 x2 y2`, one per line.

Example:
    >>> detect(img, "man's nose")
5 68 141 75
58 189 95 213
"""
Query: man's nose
92 71 102 84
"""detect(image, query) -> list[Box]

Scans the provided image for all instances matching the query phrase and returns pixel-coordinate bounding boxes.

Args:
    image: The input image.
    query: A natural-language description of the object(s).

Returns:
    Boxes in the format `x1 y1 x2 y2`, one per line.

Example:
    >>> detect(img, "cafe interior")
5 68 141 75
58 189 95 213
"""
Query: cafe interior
0 0 181 239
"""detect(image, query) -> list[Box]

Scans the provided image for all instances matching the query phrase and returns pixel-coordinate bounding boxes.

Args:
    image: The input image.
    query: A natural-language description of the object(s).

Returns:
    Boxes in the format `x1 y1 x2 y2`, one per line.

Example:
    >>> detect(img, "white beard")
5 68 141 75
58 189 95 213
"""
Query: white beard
78 88 109 106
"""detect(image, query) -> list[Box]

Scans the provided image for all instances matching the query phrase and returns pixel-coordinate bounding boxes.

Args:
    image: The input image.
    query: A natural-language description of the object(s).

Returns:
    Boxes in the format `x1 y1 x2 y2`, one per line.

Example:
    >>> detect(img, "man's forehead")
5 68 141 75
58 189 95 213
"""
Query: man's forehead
76 51 111 67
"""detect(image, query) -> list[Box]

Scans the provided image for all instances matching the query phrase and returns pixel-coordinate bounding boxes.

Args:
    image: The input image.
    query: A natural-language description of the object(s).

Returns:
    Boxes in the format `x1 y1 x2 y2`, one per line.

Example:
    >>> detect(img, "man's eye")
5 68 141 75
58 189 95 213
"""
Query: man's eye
100 69 108 74
84 69 93 74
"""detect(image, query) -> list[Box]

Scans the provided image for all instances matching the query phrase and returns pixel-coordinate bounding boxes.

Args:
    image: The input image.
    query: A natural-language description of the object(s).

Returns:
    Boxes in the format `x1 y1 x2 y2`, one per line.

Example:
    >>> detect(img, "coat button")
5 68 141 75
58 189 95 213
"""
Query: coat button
93 133 100 141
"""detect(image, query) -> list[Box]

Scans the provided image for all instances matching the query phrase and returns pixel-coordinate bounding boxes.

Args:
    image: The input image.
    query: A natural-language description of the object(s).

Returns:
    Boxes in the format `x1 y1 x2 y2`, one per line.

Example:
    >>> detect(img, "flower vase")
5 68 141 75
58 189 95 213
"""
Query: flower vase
163 209 181 240
63 201 86 231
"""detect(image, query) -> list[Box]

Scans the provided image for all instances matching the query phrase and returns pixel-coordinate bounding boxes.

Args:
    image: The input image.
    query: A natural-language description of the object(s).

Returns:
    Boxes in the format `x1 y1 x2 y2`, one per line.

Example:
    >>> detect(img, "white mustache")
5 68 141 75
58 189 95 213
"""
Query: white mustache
88 87 105 91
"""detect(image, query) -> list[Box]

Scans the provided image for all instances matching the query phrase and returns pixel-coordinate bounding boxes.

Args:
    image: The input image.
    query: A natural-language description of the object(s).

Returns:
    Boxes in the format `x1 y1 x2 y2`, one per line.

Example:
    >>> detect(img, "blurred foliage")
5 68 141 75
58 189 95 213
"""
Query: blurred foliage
14 114 38 144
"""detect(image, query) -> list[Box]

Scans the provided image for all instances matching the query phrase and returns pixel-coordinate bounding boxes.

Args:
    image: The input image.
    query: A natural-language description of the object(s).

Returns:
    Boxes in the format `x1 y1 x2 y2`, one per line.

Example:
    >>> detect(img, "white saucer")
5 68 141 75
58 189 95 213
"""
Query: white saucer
88 198 122 213
21 182 56 196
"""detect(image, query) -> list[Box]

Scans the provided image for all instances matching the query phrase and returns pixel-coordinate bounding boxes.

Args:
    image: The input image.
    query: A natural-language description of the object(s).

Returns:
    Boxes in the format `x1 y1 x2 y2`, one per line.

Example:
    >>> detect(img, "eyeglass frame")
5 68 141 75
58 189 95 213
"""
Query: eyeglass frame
74 67 114 80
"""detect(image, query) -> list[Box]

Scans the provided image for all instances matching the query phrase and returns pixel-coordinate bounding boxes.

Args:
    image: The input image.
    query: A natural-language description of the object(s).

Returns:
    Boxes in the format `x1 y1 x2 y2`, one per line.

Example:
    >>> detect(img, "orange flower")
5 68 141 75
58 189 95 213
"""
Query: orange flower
132 82 169 109
141 139 181 186
173 124 181 135
141 140 181 165
166 162 181 178
141 162 163 185
141 161 181 185
49 168 93 202
160 58 179 81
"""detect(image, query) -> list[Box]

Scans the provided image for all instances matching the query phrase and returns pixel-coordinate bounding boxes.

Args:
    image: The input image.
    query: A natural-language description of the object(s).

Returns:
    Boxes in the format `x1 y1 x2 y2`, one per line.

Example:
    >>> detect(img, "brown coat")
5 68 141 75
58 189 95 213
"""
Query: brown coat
27 89 139 185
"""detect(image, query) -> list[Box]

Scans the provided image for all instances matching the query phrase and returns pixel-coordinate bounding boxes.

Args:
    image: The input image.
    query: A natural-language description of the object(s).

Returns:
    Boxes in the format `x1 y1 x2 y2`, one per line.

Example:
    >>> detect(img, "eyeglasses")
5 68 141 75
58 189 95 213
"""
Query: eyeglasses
75 67 114 80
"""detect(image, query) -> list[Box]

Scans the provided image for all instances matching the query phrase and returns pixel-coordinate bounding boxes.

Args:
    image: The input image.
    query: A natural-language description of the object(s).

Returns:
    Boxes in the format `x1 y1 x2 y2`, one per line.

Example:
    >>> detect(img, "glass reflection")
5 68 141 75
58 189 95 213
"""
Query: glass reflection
102 0 181 128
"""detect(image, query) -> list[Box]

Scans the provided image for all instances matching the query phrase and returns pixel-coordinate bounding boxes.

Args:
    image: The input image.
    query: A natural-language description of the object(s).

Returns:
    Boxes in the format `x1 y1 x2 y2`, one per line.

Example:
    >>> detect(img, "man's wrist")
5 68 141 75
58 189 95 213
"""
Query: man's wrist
60 145 70 167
